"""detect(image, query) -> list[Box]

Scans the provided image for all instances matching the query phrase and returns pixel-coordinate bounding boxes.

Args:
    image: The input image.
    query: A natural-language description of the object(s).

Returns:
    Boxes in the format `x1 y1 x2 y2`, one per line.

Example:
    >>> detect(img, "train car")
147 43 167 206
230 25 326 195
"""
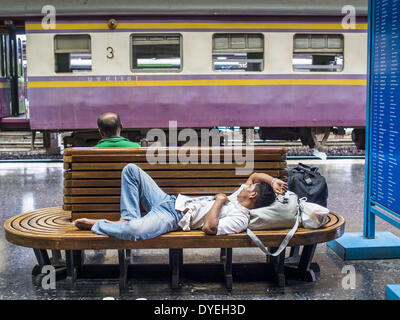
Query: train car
0 0 368 151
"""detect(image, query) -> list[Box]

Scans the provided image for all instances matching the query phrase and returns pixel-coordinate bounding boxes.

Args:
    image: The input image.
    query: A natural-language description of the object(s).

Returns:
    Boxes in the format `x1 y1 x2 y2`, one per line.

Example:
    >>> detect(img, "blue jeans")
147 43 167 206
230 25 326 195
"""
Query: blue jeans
91 164 184 241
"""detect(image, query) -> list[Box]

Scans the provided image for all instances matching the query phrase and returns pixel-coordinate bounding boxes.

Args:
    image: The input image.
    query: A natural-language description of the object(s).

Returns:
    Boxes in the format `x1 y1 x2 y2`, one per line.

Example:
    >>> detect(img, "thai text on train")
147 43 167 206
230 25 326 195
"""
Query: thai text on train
146 121 254 175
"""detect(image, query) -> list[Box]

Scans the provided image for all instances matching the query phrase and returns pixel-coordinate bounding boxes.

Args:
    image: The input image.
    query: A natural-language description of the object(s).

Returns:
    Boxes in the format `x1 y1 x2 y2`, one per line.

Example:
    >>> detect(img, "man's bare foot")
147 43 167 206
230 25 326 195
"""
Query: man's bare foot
73 218 97 230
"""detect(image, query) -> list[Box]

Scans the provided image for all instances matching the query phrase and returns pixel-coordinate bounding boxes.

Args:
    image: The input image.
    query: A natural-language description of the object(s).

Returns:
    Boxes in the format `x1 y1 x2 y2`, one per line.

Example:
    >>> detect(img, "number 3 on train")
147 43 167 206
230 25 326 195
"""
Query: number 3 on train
106 47 114 59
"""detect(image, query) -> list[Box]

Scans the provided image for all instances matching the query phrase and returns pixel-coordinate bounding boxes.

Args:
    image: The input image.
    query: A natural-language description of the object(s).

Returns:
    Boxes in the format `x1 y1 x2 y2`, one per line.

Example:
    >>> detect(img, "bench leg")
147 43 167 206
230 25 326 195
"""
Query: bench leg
65 250 77 289
73 250 84 269
169 249 183 289
32 249 51 278
285 246 301 264
50 250 63 265
220 248 226 263
33 249 51 269
269 247 286 287
284 244 319 282
223 248 233 290
118 249 130 292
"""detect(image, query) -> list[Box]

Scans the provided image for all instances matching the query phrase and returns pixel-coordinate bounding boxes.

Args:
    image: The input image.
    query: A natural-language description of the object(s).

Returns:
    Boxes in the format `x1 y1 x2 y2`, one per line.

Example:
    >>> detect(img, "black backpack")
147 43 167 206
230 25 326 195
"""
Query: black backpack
288 163 328 207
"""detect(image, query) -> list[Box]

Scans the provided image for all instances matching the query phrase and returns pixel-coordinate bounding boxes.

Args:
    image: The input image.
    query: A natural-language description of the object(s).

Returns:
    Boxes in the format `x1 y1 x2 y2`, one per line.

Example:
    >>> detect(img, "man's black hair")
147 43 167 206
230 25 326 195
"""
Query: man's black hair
97 114 121 136
254 181 276 209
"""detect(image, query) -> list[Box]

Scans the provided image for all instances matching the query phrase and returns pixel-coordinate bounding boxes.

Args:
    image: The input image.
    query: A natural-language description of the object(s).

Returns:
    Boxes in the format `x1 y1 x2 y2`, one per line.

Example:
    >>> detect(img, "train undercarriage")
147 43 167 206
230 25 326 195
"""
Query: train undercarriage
0 118 366 156
59 126 366 152
258 126 366 151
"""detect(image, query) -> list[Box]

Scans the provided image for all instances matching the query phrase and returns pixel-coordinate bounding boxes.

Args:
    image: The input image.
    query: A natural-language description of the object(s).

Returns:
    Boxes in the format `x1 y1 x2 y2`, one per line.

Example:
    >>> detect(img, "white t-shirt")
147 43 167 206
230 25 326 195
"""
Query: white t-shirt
176 184 250 235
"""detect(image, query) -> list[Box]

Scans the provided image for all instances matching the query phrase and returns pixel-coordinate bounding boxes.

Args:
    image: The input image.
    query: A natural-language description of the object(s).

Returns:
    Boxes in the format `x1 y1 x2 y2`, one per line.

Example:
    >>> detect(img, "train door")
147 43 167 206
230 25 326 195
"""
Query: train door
0 26 26 119
0 29 11 118
16 33 27 116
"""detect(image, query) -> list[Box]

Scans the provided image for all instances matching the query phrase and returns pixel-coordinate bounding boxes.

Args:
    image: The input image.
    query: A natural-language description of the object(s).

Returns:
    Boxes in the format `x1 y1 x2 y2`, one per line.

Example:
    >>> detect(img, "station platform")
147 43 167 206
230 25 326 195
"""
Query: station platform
1 159 400 300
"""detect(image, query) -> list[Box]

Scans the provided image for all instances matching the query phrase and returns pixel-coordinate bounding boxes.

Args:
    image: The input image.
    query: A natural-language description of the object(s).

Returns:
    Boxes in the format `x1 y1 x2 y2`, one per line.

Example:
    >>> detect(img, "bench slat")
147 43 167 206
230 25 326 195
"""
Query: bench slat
64 178 248 188
64 186 241 199
65 180 122 187
64 147 287 156
65 188 122 195
71 212 122 221
64 196 121 204
68 161 286 171
64 169 287 180
64 153 286 163
64 186 241 196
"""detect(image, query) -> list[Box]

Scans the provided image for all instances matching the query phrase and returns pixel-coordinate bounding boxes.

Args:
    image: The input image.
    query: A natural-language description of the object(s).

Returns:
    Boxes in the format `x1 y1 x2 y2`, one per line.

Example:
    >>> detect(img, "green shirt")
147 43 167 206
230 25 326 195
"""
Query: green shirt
94 136 141 148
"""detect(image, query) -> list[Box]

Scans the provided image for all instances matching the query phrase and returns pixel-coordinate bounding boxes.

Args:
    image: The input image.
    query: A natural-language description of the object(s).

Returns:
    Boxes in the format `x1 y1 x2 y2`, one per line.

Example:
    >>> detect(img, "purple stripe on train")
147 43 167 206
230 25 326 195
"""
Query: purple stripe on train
27 84 366 130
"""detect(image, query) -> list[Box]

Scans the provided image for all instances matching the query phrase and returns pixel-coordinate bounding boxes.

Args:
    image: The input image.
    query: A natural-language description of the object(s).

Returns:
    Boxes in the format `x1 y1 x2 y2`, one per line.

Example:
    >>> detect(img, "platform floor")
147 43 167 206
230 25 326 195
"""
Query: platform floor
1 159 400 300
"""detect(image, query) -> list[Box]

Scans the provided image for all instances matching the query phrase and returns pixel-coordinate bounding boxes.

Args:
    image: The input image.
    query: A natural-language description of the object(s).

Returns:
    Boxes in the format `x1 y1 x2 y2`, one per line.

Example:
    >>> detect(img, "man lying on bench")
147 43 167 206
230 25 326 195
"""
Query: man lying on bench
74 164 288 239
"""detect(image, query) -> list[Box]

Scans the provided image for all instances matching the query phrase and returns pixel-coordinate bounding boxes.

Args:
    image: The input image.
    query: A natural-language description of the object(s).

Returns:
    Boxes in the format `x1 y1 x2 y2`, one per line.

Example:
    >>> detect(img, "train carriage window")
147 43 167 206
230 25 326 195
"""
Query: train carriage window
131 34 182 71
212 33 264 72
1 34 10 78
17 37 25 77
0 35 4 77
293 34 344 72
54 35 92 73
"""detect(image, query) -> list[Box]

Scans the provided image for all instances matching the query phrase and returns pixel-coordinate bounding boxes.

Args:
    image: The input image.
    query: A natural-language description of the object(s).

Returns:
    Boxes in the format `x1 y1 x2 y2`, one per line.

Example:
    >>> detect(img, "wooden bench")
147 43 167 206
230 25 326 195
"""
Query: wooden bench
4 146 345 291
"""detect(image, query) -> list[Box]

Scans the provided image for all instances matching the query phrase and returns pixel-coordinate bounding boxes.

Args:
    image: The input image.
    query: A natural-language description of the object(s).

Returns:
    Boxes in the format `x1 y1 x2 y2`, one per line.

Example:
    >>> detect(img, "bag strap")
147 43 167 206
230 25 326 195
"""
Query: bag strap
298 162 320 174
294 163 319 174
297 162 312 170
246 210 301 257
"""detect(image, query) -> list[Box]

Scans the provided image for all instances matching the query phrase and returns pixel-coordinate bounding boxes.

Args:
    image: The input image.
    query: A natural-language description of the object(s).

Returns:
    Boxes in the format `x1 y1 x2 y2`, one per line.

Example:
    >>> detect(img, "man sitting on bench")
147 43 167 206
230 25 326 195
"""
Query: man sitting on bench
74 164 288 239
94 112 140 148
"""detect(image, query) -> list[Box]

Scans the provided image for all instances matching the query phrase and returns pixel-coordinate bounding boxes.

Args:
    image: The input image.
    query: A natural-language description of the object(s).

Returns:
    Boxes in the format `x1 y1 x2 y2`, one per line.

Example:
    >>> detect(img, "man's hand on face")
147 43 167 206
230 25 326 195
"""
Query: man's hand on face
215 193 230 204
272 179 288 195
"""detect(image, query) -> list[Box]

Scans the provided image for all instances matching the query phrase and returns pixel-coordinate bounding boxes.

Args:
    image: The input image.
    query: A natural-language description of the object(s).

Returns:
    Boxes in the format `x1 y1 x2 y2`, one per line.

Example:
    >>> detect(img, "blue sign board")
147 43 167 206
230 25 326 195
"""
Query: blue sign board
365 0 400 237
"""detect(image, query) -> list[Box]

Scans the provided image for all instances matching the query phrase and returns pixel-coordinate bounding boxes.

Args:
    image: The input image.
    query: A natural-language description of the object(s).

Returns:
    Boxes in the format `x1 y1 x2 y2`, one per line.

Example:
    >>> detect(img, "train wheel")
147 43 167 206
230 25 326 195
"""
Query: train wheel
310 128 330 152
352 129 366 150
299 128 315 149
